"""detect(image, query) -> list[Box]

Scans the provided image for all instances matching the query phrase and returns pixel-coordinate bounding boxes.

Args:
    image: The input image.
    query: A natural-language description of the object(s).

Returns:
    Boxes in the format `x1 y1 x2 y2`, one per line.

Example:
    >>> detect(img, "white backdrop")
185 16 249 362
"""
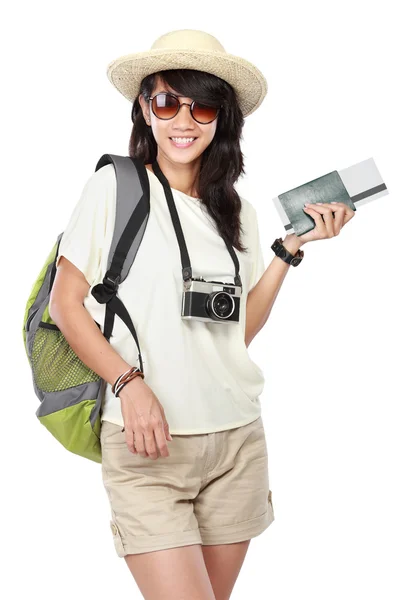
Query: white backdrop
2 1 399 598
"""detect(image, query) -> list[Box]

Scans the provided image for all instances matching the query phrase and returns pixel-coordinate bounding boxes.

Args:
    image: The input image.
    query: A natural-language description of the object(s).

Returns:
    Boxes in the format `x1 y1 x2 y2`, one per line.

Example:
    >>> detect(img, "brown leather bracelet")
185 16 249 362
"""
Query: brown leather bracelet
112 366 140 394
113 369 143 395
122 370 144 386
121 370 144 386
115 371 144 397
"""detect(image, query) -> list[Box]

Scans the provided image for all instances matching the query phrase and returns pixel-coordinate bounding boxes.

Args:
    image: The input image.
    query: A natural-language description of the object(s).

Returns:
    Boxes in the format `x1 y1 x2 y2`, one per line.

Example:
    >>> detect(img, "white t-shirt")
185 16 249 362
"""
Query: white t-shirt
56 162 266 434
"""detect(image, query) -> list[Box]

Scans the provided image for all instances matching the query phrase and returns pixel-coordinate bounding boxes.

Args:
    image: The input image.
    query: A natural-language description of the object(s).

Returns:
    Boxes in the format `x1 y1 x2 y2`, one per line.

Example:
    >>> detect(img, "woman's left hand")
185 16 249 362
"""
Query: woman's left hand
293 201 356 247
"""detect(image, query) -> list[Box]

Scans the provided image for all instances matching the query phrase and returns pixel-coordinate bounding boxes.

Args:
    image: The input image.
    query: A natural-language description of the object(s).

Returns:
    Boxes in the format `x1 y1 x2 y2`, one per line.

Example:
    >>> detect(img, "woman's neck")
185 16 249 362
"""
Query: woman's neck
145 156 201 198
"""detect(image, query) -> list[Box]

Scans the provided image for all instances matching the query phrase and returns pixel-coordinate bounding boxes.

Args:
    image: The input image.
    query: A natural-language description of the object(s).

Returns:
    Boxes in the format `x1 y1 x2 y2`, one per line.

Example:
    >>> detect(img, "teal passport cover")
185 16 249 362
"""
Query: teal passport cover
278 170 357 236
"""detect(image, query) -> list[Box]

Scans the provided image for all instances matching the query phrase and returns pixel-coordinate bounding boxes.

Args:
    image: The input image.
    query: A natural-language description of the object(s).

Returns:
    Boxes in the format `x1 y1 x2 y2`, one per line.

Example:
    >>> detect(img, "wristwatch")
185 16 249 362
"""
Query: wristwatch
271 237 304 267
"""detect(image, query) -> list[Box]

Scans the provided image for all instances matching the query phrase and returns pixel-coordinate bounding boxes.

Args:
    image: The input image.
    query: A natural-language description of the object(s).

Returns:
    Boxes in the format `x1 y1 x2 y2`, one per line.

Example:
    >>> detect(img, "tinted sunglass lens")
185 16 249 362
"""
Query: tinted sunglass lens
152 94 179 119
192 103 219 123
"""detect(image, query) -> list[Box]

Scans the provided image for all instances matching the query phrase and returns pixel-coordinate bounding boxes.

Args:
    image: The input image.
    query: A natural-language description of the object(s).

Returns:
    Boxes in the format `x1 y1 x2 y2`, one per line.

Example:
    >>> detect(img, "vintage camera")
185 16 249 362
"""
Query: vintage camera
181 277 242 324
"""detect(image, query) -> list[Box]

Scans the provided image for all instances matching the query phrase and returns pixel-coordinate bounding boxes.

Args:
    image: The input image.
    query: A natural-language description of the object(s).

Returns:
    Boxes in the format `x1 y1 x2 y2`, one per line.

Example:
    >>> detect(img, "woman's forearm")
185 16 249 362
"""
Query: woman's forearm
49 301 134 387
245 235 303 347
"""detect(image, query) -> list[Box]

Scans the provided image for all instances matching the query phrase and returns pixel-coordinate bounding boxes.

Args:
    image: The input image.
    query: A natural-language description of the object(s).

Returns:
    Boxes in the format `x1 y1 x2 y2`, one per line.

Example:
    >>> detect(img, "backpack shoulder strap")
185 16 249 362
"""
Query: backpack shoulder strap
91 154 151 374
95 154 150 284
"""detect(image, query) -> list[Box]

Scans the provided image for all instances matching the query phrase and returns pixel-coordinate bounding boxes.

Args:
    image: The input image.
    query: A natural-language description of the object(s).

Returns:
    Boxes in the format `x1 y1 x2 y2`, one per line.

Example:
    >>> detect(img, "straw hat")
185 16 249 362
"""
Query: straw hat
106 29 268 118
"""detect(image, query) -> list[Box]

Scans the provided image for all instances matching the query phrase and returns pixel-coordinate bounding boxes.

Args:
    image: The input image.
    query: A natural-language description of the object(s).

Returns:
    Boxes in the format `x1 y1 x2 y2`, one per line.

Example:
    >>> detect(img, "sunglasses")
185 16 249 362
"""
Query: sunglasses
148 92 222 124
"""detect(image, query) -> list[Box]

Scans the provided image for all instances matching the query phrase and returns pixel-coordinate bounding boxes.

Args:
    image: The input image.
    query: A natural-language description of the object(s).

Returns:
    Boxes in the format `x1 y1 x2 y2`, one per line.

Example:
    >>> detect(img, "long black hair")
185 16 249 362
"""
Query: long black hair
129 69 249 254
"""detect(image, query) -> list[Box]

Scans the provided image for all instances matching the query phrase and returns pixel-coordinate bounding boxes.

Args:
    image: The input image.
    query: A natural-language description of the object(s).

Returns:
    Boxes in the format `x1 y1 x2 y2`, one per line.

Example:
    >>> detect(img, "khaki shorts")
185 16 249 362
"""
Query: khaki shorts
100 415 275 557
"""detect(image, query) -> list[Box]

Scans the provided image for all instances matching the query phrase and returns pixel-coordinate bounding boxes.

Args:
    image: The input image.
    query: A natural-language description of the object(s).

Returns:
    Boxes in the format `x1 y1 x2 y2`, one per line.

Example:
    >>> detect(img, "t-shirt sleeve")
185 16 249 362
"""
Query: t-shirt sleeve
55 164 115 287
248 204 265 292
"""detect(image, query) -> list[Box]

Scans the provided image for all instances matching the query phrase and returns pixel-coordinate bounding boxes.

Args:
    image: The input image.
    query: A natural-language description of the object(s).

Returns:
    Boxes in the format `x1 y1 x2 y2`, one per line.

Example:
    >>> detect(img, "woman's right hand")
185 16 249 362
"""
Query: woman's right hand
117 376 173 459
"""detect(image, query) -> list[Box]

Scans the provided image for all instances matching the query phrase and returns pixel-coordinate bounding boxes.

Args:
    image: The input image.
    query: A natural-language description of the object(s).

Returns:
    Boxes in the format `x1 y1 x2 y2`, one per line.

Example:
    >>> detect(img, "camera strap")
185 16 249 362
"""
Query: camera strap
151 159 242 287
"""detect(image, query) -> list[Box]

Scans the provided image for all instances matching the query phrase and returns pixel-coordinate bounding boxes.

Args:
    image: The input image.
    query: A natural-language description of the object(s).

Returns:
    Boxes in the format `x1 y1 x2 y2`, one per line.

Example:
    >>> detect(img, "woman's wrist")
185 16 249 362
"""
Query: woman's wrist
282 234 304 255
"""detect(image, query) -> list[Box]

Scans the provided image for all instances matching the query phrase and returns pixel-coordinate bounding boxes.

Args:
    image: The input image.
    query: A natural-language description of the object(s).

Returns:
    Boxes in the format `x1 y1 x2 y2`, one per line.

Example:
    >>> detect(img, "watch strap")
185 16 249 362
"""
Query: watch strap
271 237 304 267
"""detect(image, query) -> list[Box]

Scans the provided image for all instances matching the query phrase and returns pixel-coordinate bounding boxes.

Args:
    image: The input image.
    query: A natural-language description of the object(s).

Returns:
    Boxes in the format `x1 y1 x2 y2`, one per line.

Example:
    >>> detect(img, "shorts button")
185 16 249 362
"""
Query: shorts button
110 522 118 535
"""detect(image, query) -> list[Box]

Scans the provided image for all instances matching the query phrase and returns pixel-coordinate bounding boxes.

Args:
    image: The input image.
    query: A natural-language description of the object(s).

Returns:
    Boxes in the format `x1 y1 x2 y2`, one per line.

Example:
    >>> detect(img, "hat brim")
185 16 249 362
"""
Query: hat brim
106 48 268 118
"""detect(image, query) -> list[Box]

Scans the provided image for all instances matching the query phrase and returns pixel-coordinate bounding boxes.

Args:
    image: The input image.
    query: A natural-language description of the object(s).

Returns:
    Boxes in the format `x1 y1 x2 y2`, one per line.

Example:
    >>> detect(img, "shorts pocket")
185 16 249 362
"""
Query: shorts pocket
100 421 126 447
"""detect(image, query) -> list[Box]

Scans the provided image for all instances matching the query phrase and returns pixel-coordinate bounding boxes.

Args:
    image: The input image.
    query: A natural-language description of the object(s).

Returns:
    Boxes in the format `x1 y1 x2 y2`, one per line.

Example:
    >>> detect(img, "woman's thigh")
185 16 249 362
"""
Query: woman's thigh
123 543 216 600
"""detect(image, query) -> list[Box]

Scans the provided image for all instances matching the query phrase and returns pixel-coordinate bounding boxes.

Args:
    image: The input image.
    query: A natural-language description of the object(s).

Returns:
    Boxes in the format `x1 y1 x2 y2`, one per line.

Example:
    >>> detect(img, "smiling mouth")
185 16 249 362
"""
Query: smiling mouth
169 137 198 148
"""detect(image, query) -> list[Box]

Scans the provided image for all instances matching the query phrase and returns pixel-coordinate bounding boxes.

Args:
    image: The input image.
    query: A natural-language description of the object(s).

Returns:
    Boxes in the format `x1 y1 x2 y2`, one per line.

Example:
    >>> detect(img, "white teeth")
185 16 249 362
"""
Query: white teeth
171 137 195 143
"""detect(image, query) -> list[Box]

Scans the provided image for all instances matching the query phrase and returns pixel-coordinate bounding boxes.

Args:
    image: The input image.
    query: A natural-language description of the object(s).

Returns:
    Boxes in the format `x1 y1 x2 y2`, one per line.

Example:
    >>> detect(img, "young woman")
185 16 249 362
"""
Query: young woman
50 29 355 600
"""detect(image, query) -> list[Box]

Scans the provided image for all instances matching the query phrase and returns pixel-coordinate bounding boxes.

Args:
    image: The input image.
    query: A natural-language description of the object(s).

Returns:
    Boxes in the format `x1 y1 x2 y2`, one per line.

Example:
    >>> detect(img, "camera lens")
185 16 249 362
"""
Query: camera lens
207 292 235 319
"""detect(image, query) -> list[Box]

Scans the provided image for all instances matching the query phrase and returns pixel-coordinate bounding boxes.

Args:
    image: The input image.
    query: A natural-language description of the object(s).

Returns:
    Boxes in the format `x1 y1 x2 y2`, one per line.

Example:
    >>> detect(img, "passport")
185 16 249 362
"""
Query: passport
272 157 388 236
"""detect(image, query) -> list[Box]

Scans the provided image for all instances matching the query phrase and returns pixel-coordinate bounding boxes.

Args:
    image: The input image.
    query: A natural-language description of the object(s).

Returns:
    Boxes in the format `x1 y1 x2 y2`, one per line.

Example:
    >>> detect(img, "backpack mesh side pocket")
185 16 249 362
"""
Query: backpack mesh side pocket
30 322 100 392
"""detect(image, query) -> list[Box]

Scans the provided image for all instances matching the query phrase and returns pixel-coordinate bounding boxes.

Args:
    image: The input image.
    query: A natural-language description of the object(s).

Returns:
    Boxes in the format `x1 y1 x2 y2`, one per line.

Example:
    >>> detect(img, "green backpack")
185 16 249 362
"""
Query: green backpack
22 155 151 463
